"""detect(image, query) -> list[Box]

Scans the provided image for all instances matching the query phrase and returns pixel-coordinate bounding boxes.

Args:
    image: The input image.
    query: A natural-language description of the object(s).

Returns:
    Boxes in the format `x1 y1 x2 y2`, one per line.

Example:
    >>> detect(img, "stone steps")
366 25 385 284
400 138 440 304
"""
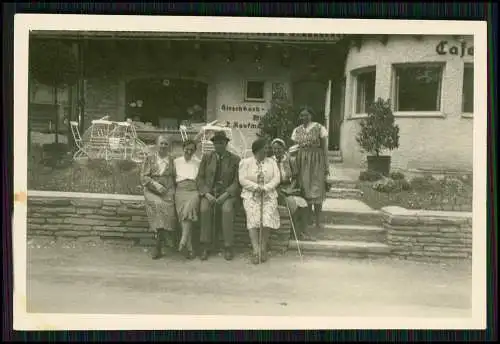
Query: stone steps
328 156 343 164
326 187 363 200
312 224 386 243
291 198 389 259
327 179 359 189
288 239 390 259
327 150 343 164
321 198 384 226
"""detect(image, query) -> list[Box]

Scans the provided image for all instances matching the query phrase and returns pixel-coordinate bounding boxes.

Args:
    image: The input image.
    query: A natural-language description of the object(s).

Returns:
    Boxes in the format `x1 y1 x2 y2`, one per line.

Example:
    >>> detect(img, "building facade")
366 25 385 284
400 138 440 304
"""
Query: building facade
29 33 474 172
342 35 474 172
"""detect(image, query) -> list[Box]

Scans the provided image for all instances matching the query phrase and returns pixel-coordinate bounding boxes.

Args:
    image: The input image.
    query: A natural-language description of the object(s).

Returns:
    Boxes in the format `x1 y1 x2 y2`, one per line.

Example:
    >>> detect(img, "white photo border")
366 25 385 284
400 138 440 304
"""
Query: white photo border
13 14 488 330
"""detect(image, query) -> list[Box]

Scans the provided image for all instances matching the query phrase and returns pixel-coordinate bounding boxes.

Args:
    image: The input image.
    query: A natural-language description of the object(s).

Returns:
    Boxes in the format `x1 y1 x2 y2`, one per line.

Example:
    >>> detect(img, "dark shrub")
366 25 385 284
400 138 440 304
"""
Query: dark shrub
86 158 114 177
410 175 439 192
42 143 69 168
394 179 411 191
372 178 397 193
390 171 406 180
359 170 384 182
114 159 138 173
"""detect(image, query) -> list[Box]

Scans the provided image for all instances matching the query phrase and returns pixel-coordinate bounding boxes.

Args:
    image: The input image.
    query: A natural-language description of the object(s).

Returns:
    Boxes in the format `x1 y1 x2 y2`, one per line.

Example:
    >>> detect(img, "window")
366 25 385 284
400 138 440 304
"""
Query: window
462 64 474 113
393 64 444 112
352 68 376 115
245 80 265 102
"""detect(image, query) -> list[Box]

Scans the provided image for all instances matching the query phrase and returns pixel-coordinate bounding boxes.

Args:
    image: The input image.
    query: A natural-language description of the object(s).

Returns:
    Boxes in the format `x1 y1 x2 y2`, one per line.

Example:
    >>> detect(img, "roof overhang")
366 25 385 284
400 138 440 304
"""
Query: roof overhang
30 31 345 44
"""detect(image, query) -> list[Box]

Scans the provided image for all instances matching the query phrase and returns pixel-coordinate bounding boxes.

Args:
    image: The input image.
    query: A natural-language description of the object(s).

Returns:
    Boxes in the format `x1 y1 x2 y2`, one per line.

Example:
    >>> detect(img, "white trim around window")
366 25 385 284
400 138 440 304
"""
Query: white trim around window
244 79 266 102
461 63 474 119
391 62 446 118
349 66 376 119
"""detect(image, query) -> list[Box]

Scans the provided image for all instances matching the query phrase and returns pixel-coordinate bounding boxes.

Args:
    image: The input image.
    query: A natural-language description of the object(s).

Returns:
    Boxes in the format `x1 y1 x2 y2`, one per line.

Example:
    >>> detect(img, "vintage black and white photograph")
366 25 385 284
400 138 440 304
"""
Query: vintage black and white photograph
13 15 487 330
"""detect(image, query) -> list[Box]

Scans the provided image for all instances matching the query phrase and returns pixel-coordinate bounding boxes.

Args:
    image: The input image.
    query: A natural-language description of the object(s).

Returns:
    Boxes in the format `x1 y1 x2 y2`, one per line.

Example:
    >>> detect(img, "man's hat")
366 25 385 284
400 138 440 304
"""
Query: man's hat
210 130 230 143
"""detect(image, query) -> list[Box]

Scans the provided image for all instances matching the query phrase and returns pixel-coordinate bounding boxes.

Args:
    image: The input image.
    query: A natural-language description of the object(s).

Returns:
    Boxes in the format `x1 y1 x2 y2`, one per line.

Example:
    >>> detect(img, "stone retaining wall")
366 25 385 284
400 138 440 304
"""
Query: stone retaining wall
26 191 291 252
382 206 472 262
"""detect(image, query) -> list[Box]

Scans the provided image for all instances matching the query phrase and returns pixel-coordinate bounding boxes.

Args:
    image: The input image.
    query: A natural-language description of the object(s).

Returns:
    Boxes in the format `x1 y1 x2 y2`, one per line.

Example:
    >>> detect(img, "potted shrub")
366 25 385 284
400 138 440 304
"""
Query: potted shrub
355 97 400 176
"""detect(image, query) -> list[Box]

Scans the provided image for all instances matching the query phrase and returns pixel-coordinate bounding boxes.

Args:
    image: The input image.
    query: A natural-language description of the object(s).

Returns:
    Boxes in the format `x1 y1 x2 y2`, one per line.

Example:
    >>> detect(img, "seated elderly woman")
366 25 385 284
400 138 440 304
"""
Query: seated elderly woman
173 139 201 260
239 138 281 264
140 134 177 260
271 139 316 241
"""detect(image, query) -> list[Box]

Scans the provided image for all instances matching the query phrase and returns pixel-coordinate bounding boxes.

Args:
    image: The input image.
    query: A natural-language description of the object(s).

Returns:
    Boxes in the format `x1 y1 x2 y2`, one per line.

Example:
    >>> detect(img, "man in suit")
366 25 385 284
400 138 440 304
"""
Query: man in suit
196 130 241 261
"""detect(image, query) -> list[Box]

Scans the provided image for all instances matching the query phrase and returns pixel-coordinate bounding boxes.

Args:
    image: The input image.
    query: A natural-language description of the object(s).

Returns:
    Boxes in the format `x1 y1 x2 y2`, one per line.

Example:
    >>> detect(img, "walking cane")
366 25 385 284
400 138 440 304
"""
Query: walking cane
257 169 265 265
285 198 304 263
259 190 264 265
212 188 218 253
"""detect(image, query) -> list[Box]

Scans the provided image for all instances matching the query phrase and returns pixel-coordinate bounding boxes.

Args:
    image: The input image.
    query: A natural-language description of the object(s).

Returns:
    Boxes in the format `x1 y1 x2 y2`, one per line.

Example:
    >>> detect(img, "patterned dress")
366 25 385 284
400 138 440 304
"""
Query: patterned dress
239 157 281 230
291 122 329 205
140 153 177 232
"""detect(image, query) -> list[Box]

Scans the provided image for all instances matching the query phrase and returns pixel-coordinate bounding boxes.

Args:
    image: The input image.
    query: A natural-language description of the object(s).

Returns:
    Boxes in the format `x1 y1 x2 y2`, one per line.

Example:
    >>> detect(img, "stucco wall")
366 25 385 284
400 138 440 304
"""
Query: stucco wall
341 35 474 171
82 49 298 145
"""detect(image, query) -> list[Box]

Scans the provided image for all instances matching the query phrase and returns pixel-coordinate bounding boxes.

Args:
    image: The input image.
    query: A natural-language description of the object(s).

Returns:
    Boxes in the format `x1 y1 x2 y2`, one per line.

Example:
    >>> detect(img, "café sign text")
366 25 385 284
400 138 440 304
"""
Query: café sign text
436 40 473 57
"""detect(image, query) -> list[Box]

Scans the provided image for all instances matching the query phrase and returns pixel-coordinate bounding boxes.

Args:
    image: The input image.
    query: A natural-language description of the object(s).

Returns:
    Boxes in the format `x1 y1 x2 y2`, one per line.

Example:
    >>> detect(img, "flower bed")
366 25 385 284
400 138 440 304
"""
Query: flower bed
28 158 143 195
357 171 473 212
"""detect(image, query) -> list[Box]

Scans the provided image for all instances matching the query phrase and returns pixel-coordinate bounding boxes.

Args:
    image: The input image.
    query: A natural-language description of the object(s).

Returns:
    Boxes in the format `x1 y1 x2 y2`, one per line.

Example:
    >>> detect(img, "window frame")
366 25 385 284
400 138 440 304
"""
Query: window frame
244 80 266 102
350 66 377 118
461 63 474 118
391 62 446 118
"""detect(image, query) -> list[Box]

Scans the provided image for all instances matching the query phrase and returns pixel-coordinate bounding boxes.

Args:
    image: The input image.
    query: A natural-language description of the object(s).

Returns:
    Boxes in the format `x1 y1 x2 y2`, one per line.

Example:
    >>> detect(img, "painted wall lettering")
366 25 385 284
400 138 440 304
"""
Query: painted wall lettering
435 40 474 57
220 104 267 112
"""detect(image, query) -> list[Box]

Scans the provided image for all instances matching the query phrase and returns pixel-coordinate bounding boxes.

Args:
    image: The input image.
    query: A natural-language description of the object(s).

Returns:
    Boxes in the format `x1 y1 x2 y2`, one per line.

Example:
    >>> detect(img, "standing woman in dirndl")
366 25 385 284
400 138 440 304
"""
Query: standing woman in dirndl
140 135 178 260
291 106 329 229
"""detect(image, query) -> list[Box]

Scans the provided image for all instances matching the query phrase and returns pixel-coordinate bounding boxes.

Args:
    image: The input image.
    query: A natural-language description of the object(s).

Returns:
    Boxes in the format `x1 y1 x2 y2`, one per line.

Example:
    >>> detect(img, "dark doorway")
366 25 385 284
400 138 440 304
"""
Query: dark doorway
328 79 344 151
125 78 207 128
293 79 342 151
293 80 328 125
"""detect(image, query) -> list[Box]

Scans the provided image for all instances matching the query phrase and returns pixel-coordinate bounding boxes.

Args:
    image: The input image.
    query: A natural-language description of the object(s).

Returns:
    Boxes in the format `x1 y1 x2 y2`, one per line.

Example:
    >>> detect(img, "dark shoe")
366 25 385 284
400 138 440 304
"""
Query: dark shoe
224 247 234 261
186 250 196 260
260 250 269 263
299 232 316 241
164 231 176 250
200 248 209 261
180 245 195 260
152 230 164 260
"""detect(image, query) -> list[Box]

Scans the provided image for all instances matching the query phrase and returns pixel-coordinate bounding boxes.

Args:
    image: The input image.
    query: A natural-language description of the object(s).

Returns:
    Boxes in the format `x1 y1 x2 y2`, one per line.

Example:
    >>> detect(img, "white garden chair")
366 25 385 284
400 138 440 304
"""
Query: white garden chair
70 121 88 160
199 124 234 156
108 120 149 163
179 124 189 142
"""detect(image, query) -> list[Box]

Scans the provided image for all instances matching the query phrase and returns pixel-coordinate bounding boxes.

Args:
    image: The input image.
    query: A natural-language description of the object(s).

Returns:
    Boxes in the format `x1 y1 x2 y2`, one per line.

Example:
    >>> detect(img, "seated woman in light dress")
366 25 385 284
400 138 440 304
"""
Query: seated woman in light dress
173 139 201 260
271 139 315 241
239 138 281 265
140 134 177 260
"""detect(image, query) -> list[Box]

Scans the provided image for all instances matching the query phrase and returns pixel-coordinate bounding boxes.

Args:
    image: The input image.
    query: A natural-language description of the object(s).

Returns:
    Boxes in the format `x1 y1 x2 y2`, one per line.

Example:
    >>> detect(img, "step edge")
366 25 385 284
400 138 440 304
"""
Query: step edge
322 209 382 216
322 224 386 231
289 239 390 248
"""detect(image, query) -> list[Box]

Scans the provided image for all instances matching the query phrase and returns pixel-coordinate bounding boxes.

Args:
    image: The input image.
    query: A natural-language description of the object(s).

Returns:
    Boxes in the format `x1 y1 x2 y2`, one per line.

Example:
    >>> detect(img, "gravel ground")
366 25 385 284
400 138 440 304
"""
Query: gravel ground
26 238 472 318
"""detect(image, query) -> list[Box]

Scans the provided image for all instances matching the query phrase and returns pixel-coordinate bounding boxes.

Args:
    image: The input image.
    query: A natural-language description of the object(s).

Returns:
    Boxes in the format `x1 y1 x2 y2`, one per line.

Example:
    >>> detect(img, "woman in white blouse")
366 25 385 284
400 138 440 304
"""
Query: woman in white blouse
173 139 201 259
239 138 281 264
